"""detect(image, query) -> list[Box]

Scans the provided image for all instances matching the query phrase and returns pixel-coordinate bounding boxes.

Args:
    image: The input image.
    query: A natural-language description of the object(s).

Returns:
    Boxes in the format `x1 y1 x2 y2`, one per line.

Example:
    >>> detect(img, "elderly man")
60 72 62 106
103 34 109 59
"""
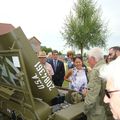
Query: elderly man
100 56 120 120
83 47 107 120
38 51 54 78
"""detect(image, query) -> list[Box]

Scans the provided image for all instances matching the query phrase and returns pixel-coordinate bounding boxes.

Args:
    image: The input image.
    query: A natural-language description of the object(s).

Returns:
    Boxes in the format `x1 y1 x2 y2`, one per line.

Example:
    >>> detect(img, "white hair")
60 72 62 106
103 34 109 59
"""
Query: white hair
88 47 104 61
100 56 120 89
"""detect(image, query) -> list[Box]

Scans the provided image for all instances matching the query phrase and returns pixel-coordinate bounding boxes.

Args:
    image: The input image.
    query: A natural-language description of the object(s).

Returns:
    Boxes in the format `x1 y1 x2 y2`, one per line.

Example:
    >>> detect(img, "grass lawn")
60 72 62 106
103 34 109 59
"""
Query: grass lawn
62 80 69 88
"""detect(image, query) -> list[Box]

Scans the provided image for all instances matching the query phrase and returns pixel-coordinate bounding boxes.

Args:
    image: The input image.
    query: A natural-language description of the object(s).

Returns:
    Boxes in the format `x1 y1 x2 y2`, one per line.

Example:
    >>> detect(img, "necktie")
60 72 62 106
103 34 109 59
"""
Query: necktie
54 60 57 71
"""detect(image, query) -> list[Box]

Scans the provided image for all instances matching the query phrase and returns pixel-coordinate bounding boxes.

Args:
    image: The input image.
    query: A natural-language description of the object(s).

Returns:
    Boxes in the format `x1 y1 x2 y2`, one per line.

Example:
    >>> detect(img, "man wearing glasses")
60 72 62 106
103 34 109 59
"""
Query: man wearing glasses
108 46 120 62
100 56 120 120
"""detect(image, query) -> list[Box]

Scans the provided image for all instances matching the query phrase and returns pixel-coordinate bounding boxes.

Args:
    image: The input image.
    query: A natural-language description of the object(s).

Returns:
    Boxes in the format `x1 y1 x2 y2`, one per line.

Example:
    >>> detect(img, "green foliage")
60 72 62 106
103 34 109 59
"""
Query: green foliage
61 0 109 57
41 46 52 54
58 51 62 55
41 46 62 55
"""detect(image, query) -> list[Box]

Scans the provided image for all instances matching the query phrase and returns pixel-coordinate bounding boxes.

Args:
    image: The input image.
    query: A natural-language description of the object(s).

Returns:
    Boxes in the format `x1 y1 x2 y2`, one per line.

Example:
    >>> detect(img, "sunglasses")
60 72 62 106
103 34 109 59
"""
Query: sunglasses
105 89 120 98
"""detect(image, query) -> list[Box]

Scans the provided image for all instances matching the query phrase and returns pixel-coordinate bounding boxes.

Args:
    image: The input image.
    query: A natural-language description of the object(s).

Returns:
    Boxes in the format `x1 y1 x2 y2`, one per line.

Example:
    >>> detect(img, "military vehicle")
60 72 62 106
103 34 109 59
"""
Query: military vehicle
0 27 85 120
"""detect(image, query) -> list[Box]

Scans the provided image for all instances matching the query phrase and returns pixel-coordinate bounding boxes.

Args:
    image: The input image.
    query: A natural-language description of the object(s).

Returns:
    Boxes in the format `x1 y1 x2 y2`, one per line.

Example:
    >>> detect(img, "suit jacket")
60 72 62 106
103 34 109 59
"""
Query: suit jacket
48 59 65 86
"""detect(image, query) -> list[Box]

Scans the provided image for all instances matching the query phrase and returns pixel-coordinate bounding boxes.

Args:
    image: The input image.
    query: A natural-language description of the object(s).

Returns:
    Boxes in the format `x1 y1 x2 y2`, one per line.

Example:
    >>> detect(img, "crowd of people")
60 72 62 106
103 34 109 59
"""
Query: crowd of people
38 46 120 120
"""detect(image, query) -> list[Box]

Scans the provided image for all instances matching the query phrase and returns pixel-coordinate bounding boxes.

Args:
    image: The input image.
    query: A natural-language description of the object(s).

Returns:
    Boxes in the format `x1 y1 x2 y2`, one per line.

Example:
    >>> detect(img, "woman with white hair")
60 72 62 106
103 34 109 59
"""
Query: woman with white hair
100 56 120 120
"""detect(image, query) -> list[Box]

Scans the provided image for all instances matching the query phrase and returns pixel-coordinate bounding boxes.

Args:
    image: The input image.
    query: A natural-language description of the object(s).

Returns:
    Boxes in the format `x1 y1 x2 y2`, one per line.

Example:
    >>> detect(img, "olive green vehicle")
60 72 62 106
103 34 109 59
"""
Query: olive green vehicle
0 27 84 120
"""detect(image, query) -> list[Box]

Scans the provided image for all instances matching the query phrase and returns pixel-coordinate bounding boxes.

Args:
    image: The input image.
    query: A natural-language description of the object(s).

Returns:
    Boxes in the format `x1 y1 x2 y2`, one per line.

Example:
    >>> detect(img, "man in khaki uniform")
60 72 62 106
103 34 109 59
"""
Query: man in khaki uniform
84 47 107 120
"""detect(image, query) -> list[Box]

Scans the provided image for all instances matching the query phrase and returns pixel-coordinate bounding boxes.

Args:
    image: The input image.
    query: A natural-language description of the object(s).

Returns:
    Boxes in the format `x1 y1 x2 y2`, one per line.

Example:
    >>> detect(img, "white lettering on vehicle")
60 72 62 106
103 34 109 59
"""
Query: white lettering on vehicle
32 73 45 89
33 62 55 91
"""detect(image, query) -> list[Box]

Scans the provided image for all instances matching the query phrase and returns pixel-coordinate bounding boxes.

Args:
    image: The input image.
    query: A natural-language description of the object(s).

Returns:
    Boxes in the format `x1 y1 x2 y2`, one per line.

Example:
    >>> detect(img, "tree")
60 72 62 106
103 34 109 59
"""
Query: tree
41 46 62 55
61 0 108 57
41 46 52 54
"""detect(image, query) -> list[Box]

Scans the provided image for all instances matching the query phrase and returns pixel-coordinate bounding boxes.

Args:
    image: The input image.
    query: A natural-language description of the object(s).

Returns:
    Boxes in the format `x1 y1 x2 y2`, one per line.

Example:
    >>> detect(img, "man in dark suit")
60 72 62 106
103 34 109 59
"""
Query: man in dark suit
48 50 65 87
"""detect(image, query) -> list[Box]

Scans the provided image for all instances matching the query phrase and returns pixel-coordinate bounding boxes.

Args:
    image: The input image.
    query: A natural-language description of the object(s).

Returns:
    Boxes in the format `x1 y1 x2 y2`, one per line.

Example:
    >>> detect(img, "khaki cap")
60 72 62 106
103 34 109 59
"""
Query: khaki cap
38 51 46 58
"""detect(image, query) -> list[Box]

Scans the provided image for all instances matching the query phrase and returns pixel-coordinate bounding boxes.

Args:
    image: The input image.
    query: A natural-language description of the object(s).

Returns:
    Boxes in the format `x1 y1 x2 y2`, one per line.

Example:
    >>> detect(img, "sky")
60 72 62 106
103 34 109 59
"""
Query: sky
0 0 120 54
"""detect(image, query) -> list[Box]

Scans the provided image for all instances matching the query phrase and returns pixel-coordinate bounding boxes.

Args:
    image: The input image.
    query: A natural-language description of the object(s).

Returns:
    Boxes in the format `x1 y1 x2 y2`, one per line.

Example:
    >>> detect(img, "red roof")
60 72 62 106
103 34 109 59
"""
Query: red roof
0 23 15 35
29 36 41 44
